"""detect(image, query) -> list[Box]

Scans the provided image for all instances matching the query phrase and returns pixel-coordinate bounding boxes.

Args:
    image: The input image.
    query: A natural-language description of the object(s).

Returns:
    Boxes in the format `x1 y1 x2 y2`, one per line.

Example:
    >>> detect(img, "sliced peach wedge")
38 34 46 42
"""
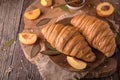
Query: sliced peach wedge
19 32 37 45
66 56 87 70
40 0 52 7
24 8 41 20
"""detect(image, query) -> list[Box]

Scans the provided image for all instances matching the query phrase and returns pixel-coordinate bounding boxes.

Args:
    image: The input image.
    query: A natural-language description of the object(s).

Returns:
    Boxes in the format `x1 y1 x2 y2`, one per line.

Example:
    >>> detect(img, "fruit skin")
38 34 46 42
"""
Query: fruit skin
19 33 37 45
24 8 41 20
66 56 87 70
40 0 52 7
96 2 115 17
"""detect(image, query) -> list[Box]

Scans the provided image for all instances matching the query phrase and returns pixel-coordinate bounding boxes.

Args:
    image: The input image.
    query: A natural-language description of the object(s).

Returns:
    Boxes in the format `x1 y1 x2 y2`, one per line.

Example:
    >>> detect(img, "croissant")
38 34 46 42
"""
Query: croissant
71 15 116 57
41 24 96 62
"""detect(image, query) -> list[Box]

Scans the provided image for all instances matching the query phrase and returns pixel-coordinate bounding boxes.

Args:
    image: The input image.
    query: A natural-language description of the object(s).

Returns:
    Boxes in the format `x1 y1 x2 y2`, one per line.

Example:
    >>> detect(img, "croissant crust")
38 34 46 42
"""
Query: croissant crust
71 15 116 57
41 24 96 62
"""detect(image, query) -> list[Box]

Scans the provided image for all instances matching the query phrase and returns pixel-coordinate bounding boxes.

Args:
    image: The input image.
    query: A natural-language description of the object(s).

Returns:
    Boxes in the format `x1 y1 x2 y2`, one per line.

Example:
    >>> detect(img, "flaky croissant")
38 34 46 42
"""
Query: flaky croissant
41 24 96 62
71 15 116 57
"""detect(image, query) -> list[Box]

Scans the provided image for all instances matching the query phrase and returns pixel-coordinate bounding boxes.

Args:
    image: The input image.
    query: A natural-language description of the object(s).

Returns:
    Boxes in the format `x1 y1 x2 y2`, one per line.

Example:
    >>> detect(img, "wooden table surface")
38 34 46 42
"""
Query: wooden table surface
0 0 120 80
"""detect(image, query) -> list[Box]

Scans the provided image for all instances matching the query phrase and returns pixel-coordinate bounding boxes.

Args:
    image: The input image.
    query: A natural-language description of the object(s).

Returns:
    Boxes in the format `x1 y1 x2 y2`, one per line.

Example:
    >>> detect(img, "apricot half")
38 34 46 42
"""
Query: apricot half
19 33 37 45
40 0 52 7
67 56 87 70
24 8 41 20
96 2 115 17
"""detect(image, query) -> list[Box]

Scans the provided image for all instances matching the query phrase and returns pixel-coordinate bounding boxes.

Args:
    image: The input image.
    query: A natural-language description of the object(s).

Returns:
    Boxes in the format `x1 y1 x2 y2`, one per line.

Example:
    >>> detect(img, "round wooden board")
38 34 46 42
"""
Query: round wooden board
20 0 116 79
21 0 104 62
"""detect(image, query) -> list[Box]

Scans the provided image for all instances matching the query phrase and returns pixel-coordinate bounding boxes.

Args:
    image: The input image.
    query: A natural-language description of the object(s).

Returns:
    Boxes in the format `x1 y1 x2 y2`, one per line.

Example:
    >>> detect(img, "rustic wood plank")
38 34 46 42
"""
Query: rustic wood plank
13 0 42 80
0 0 25 79
0 0 42 80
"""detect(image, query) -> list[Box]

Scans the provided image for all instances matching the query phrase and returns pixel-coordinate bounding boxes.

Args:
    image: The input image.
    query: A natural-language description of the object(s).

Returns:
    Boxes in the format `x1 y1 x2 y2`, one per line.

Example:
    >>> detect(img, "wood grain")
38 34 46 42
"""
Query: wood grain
0 0 42 80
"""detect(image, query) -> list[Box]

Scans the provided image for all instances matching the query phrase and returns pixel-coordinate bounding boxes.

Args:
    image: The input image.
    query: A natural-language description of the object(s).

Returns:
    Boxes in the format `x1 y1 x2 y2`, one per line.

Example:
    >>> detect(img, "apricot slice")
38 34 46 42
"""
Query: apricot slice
19 33 37 45
96 2 115 17
66 56 87 70
24 8 41 20
40 0 52 7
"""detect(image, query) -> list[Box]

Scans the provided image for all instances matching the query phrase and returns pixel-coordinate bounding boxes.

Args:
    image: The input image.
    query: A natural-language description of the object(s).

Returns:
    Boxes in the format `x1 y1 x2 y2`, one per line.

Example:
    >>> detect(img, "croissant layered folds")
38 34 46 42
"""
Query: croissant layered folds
41 24 96 62
71 15 116 57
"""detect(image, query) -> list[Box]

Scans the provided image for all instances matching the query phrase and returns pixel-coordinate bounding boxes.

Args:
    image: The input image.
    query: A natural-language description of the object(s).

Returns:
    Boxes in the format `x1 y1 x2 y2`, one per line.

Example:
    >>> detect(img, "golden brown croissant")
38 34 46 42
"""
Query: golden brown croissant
71 15 116 57
41 24 96 62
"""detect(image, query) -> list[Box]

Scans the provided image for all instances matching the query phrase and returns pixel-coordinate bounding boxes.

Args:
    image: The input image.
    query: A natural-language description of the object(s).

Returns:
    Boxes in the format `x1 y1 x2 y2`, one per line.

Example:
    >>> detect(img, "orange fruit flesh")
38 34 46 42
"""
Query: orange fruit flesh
66 56 87 70
19 33 37 45
24 8 41 20
96 2 114 17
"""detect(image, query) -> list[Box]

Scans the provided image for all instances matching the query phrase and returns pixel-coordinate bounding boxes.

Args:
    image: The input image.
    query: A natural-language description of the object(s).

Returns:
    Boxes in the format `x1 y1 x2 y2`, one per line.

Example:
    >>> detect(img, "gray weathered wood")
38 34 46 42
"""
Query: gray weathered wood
0 0 42 80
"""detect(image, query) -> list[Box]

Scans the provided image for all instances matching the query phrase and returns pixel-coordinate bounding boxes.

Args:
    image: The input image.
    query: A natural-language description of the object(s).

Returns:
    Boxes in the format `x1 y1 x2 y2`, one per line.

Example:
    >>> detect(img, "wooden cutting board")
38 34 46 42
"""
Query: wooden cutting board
22 0 101 61
21 0 115 63
20 0 115 79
